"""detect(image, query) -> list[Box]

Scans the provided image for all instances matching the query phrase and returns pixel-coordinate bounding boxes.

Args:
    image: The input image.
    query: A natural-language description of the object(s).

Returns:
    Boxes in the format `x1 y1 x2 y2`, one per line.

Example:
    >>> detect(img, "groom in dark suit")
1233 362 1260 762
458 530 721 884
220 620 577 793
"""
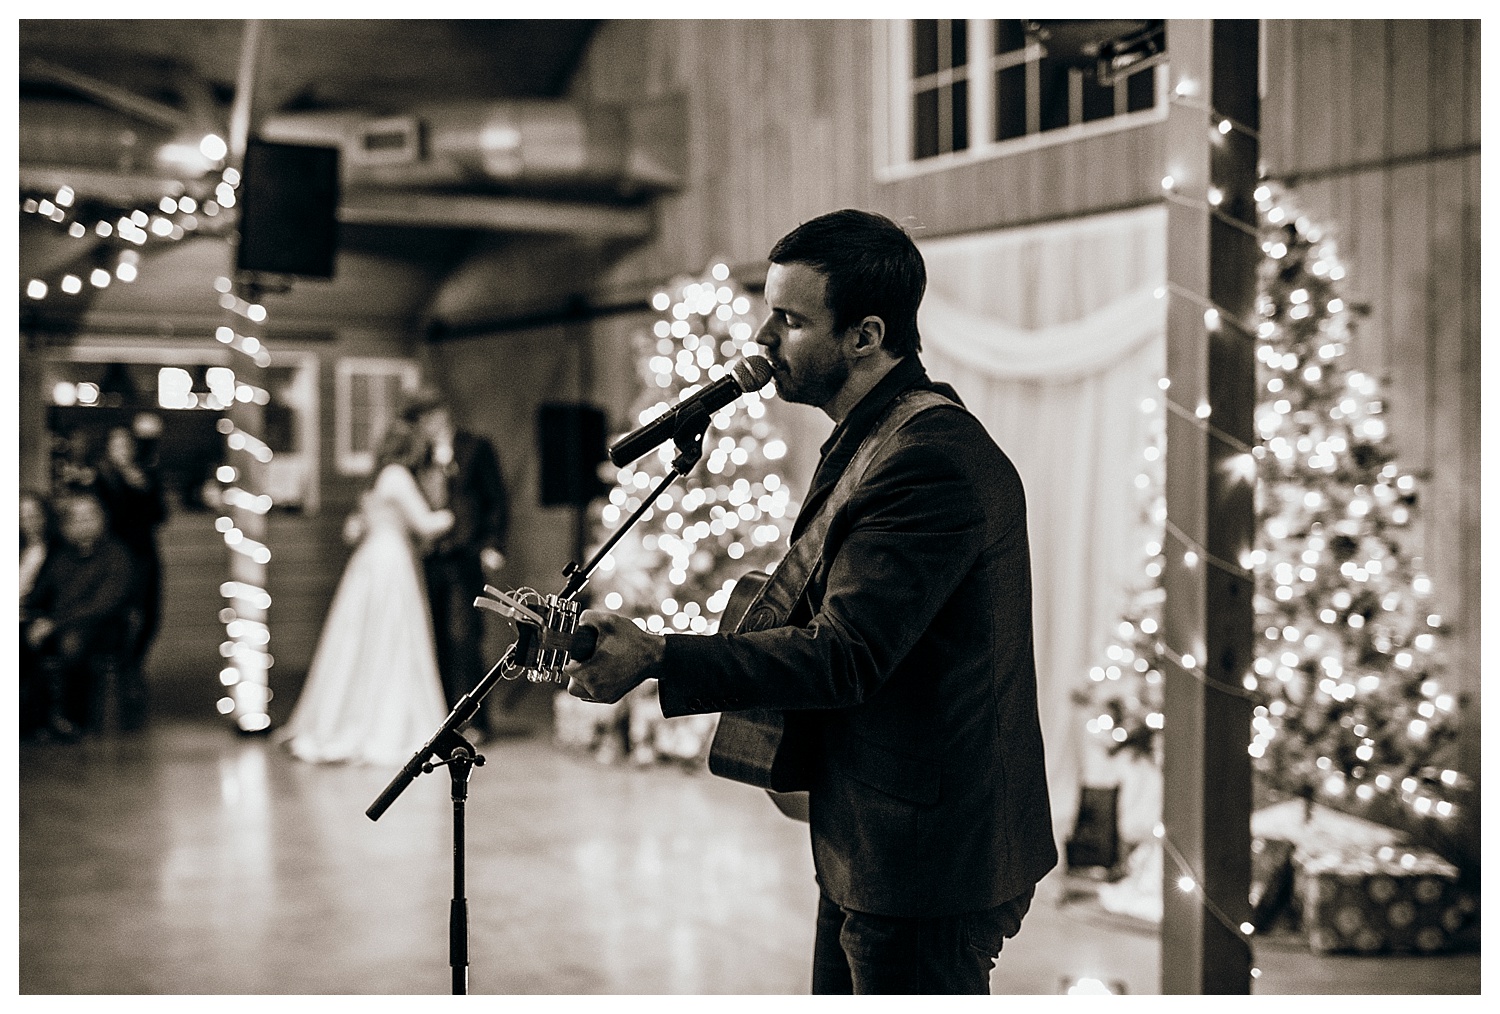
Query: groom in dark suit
402 387 510 740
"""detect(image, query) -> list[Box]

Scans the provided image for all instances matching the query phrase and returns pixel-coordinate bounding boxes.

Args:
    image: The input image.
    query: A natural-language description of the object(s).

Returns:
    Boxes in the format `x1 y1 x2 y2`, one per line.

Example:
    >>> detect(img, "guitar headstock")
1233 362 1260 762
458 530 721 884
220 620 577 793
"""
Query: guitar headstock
474 586 592 683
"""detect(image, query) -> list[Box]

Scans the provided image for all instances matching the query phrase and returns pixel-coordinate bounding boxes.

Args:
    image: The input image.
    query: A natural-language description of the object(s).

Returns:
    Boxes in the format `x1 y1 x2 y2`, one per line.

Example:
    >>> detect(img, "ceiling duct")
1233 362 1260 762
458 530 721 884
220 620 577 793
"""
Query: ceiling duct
21 91 683 236
258 95 684 196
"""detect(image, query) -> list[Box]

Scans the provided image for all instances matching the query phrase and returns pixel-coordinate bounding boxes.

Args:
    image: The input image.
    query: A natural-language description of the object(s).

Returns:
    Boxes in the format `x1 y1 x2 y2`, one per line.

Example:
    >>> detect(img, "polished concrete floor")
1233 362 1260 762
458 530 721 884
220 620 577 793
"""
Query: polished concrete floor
17 715 1483 996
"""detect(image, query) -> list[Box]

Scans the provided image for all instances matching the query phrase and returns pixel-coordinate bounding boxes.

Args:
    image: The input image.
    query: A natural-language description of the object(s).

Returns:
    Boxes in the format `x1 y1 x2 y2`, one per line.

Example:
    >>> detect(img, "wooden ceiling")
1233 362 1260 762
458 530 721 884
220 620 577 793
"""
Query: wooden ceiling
17 20 639 332
19 19 601 115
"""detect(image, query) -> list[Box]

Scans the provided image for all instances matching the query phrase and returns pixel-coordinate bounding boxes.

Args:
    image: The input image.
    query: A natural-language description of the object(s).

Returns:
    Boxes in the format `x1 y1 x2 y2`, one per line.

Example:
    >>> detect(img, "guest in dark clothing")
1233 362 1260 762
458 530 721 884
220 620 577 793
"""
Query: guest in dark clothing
401 388 510 739
23 492 135 738
92 425 168 729
20 489 58 737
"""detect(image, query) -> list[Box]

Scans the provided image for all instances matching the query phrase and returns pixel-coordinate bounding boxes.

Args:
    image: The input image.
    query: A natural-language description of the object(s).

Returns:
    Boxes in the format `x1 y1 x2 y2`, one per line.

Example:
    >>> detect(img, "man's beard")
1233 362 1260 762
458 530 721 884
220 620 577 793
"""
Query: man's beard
774 355 849 409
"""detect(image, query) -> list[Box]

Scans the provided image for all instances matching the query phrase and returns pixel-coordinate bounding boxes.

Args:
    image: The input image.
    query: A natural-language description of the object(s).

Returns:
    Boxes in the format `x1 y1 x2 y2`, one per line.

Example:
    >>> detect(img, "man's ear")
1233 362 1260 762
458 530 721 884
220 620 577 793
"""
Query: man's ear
848 315 886 358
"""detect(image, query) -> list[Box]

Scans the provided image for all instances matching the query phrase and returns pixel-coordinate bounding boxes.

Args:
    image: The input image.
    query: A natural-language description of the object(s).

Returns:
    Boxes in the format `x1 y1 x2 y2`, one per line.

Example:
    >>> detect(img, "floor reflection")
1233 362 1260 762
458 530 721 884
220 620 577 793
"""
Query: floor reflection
19 719 1480 995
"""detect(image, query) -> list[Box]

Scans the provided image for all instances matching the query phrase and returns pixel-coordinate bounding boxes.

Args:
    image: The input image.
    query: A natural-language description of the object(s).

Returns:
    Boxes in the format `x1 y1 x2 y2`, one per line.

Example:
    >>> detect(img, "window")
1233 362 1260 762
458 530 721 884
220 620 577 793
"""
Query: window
910 19 970 160
334 357 420 476
877 19 1167 178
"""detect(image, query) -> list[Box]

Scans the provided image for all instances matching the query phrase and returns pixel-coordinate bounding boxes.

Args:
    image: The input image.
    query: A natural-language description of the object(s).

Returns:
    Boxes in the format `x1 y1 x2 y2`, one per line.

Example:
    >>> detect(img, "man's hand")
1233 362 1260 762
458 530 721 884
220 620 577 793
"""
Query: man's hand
342 511 367 546
26 617 55 649
565 609 665 705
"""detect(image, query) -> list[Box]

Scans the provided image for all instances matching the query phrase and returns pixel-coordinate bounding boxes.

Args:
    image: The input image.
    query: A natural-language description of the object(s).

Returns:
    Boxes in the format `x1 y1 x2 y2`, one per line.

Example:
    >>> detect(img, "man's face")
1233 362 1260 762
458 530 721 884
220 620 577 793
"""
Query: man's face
61 499 105 548
755 262 850 410
106 428 134 466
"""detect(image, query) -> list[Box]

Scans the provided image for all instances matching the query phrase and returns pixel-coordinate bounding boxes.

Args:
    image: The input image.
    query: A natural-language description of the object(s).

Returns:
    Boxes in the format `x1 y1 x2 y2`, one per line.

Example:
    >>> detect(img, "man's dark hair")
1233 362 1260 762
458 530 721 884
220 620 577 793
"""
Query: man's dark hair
767 209 926 358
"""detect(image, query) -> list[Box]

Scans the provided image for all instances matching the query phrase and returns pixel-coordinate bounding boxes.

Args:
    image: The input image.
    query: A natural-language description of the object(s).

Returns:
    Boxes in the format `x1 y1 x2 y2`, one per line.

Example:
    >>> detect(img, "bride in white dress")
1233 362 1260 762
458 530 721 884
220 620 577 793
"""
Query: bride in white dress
280 421 455 766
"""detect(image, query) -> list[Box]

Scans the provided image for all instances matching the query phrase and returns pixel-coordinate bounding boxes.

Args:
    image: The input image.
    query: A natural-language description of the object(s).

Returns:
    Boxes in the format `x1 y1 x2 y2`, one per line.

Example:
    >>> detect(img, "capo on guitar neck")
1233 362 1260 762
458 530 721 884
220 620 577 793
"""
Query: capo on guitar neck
474 585 547 627
472 586 594 684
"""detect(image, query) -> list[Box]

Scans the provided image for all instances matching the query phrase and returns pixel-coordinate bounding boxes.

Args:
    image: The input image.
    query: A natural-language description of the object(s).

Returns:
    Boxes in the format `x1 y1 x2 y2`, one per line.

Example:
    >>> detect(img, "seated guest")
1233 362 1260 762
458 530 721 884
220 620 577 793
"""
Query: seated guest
19 489 57 737
23 492 134 739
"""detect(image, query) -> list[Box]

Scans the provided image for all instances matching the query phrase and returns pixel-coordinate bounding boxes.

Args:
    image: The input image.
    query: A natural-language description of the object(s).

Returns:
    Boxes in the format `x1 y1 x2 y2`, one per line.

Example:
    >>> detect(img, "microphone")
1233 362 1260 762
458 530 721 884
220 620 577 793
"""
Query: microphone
607 355 774 467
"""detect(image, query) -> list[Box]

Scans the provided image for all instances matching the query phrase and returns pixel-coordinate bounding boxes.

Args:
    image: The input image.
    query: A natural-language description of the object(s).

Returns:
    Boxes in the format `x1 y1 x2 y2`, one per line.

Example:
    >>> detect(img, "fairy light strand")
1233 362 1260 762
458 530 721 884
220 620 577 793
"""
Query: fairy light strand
1167 92 1263 142
1157 636 1261 702
210 164 276 734
1164 281 1259 342
1084 74 1465 975
1162 515 1255 584
1160 186 1262 241
1162 395 1257 457
1158 823 1262 974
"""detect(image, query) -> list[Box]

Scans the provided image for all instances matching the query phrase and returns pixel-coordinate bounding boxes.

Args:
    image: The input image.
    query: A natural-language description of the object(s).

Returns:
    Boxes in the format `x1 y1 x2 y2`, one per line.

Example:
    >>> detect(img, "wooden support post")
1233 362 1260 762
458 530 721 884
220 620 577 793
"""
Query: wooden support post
1159 19 1260 994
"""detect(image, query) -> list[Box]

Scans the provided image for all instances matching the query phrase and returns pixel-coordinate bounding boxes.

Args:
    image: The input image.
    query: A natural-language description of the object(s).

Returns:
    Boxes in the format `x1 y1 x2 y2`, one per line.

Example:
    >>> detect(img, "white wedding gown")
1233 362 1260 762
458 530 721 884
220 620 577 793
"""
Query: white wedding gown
280 463 454 766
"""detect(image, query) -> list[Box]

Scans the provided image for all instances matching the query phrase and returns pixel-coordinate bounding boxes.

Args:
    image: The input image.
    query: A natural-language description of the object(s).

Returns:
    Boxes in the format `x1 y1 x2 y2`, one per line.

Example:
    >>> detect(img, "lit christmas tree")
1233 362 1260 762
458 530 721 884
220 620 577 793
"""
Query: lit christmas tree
1074 392 1167 764
1080 186 1467 826
1246 183 1464 821
553 263 798 764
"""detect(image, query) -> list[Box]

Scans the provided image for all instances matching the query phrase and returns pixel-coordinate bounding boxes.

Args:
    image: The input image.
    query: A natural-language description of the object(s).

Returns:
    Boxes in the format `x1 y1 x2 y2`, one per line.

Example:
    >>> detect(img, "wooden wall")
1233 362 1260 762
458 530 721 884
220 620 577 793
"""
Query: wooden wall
17 20 1477 789
560 18 1482 803
573 19 1166 295
1260 20 1481 787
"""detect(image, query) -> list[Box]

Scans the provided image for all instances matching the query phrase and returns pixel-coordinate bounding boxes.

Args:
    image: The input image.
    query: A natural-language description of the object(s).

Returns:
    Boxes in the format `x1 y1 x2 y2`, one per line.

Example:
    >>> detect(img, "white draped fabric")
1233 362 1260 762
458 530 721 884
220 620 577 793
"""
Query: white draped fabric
917 204 1167 839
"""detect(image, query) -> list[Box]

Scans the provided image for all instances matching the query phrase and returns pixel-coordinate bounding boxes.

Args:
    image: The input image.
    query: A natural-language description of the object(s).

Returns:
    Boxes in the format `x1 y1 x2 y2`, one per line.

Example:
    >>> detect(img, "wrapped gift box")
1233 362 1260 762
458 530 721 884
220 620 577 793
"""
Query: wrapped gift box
1295 844 1475 954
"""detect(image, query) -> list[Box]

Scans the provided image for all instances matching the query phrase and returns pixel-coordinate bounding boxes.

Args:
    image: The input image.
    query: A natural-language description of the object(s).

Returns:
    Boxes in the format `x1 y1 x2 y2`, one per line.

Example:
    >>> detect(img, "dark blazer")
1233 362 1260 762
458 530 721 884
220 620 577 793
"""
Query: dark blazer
25 534 134 645
659 356 1057 918
428 429 509 564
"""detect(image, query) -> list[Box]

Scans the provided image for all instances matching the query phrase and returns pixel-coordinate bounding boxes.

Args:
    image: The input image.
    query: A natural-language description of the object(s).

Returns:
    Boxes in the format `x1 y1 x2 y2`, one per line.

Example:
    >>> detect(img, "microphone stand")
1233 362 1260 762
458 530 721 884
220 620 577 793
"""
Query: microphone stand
364 400 713 994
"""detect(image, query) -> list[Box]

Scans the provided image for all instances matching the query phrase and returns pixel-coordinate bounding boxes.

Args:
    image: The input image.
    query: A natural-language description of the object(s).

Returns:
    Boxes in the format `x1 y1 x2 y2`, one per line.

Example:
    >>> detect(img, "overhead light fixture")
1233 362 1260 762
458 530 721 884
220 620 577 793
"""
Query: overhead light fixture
1093 21 1167 86
1025 20 1167 87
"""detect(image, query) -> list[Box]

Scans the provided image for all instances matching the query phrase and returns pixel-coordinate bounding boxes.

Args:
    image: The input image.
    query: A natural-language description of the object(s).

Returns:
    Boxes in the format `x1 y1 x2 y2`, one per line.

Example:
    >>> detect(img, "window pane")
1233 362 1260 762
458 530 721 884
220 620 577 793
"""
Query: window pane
1126 67 1156 112
950 19 968 69
1038 56 1069 133
995 19 1027 54
1082 73 1115 123
914 87 940 159
952 79 969 152
914 20 939 77
996 64 1026 140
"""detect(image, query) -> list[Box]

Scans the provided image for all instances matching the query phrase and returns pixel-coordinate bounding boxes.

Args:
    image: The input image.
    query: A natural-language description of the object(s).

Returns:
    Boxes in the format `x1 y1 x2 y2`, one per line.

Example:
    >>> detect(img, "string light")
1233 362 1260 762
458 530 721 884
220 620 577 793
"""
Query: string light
1086 170 1463 981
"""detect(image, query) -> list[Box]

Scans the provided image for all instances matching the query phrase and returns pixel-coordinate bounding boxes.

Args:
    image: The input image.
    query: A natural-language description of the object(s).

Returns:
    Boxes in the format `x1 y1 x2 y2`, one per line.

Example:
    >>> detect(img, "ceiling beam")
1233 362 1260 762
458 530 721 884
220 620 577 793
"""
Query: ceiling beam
22 56 187 130
338 191 654 240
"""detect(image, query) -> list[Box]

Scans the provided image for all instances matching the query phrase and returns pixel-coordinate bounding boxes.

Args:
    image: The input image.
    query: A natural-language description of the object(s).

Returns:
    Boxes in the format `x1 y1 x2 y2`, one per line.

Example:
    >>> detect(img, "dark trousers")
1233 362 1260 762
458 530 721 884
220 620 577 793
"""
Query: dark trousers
425 552 488 735
811 886 1034 994
26 622 125 734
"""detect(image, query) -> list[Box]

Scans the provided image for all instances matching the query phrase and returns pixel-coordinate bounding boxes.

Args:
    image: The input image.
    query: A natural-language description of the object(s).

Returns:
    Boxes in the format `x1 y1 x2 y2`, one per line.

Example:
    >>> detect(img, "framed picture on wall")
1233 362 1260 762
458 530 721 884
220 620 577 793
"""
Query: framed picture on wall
334 357 421 476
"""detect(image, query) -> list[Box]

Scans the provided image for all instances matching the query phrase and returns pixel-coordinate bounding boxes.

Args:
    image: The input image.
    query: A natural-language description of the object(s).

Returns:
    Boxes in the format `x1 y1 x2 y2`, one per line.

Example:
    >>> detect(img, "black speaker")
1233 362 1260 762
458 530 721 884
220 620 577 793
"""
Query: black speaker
235 139 341 278
538 403 609 507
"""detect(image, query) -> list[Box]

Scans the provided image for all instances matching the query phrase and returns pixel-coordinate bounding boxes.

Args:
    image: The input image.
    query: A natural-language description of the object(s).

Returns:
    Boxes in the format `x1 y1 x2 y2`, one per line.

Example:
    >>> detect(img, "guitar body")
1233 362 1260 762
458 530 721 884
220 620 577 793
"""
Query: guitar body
705 570 813 821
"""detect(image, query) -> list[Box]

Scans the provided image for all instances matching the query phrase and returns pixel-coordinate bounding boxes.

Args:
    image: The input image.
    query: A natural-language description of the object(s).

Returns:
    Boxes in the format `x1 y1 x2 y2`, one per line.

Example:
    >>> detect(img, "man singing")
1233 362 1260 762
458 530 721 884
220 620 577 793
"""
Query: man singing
566 209 1056 994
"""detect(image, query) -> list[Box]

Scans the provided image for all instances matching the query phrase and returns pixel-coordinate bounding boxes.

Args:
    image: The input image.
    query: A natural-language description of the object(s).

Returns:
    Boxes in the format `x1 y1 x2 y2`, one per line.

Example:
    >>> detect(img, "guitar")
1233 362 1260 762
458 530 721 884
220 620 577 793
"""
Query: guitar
705 570 813 822
475 575 810 821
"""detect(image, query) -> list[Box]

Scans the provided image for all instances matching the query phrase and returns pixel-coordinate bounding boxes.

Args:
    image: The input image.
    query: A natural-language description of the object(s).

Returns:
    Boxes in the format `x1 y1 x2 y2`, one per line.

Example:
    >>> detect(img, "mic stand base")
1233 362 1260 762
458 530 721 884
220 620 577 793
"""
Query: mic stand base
421 739 482 995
